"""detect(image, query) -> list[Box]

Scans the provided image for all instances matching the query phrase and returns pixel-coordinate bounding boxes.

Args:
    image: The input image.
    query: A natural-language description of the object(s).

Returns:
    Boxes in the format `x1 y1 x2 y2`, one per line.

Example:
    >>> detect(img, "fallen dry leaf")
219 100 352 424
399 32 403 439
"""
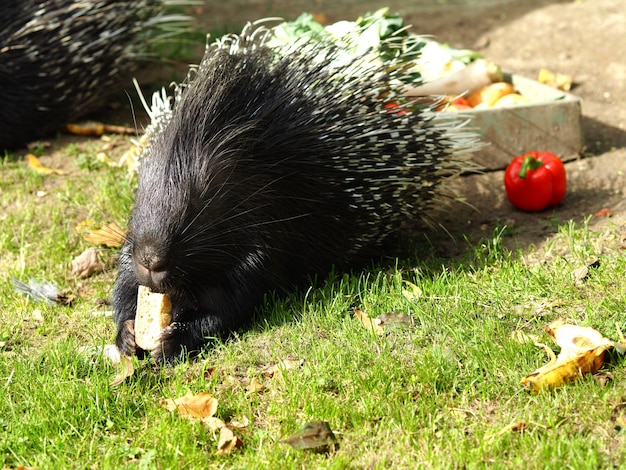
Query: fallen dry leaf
161 391 218 420
353 308 384 335
110 355 135 386
215 426 243 455
353 308 412 335
25 153 64 175
202 416 227 432
245 377 266 395
571 259 600 285
571 265 589 284
281 421 338 451
228 416 250 429
118 134 150 172
31 309 44 322
263 357 305 378
65 121 138 136
484 420 547 441
520 319 620 393
593 370 614 387
511 330 538 344
402 280 423 302
77 219 126 248
69 247 104 278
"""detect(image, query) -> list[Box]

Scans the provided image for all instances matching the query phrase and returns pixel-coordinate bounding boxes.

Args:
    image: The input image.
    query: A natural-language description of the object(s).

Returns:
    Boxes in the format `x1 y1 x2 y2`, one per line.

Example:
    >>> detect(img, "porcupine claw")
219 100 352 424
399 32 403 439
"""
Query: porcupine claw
115 319 139 357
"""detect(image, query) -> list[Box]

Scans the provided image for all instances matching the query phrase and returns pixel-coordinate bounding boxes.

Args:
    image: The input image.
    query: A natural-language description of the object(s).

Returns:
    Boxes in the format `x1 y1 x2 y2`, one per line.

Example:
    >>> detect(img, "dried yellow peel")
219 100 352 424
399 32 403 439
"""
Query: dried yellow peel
520 319 616 393
135 285 172 351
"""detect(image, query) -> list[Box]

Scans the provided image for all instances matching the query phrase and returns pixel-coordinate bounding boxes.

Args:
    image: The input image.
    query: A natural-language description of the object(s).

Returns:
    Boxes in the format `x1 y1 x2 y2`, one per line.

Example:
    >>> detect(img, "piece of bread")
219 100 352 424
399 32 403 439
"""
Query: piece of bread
134 285 172 350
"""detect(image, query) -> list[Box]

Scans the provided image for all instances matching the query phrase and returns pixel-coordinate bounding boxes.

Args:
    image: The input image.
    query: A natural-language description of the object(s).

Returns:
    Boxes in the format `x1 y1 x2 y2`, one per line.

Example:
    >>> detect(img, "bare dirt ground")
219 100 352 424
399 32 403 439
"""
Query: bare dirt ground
194 0 626 255
430 0 626 254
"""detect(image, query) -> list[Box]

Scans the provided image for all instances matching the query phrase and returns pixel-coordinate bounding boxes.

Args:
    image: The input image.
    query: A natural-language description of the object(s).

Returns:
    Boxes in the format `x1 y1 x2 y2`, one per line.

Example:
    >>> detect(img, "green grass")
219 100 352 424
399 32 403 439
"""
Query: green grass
2 143 626 469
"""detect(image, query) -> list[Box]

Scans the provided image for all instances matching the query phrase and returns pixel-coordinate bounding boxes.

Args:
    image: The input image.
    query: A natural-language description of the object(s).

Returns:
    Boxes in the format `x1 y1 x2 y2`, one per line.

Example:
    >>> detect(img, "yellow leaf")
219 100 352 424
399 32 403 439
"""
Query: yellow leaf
161 391 218 420
402 280 423 302
353 308 384 335
25 153 64 175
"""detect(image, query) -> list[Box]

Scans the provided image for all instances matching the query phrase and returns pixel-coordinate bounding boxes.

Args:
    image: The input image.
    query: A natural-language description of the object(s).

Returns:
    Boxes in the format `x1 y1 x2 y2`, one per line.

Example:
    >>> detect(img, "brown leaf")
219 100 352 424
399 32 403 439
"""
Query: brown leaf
571 265 589 283
64 121 138 136
54 292 75 306
593 370 613 387
571 259 600 285
263 357 305 378
69 247 104 278
281 421 338 450
110 355 135 386
215 426 243 455
245 377 266 395
161 391 218 420
25 153 64 175
77 219 126 248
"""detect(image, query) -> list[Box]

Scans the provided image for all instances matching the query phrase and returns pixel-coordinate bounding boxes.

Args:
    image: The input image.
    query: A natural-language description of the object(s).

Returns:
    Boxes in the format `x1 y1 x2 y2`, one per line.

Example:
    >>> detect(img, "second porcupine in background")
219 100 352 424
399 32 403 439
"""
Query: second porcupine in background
113 18 482 363
0 0 188 151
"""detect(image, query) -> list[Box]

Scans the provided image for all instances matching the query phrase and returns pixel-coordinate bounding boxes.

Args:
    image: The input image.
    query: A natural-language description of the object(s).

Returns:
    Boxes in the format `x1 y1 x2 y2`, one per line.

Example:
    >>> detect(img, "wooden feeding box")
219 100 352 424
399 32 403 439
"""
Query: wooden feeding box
468 74 584 171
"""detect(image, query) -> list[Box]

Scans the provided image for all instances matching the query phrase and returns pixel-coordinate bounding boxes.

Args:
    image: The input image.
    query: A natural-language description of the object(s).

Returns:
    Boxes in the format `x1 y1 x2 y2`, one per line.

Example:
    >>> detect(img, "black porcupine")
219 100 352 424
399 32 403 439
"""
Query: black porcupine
113 21 480 363
0 0 186 150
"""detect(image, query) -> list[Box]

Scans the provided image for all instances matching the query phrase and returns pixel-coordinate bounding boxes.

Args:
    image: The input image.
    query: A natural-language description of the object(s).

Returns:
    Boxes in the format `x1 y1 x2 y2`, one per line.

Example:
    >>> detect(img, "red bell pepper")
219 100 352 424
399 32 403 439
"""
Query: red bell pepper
504 151 566 211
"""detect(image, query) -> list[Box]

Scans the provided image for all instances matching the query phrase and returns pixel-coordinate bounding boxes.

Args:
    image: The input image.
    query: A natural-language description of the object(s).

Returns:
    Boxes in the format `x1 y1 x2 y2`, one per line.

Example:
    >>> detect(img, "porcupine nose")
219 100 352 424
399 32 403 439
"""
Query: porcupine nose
133 245 169 290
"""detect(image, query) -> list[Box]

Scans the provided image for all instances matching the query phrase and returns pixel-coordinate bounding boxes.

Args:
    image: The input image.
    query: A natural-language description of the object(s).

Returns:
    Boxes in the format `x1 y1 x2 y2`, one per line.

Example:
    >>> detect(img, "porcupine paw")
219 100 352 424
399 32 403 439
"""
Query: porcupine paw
150 322 190 364
115 319 140 357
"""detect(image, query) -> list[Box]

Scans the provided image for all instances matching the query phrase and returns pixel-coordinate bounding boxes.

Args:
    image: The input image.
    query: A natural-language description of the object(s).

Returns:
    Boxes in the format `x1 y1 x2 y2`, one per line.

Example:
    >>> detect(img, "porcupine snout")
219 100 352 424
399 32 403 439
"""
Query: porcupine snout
132 244 169 290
